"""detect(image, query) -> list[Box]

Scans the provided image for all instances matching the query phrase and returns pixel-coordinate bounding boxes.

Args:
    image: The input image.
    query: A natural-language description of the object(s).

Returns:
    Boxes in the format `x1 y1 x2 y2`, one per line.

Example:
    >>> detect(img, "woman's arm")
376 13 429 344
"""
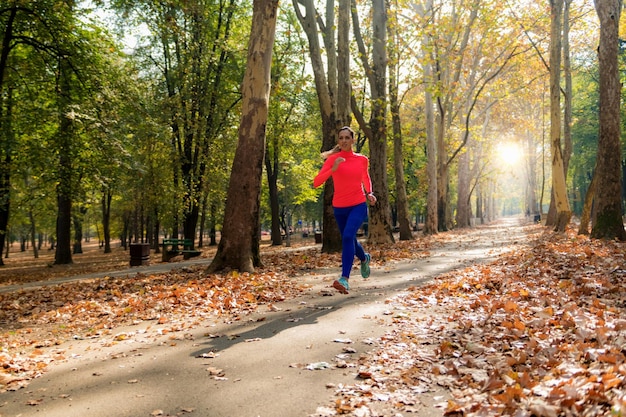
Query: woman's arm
361 157 373 194
313 158 334 188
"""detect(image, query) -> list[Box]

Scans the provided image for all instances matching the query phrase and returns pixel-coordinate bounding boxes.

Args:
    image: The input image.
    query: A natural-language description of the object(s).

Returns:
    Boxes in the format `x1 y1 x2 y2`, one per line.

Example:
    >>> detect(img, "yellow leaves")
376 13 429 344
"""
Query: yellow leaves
503 300 519 313
241 291 257 304
501 317 526 332
492 384 524 405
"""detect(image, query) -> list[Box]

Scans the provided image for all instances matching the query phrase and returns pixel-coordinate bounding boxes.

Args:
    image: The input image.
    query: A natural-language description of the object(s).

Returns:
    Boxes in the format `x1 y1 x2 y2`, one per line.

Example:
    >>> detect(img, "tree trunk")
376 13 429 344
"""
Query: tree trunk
55 190 73 264
209 202 217 246
0 88 12 266
578 168 596 235
198 196 206 248
456 150 471 228
388 4 412 240
525 129 539 217
548 0 571 232
153 207 160 253
415 0 438 235
183 203 199 248
292 0 342 254
265 142 283 246
436 116 449 231
475 184 483 225
73 206 87 254
562 0 573 175
351 0 394 244
29 209 38 259
102 188 112 254
337 0 351 123
0 8 16 267
591 0 626 240
54 57 74 265
207 0 278 273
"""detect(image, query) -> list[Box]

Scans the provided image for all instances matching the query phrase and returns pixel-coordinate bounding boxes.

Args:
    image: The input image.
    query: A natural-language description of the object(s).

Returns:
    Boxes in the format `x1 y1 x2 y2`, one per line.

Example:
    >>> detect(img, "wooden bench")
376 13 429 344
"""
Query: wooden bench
160 238 201 262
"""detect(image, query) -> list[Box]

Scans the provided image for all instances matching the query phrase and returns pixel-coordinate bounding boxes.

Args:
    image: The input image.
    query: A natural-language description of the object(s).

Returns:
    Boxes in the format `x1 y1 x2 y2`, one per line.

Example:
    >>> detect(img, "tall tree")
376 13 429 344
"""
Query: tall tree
351 0 394 244
0 1 67 264
388 0 413 240
264 8 311 247
208 0 279 273
292 0 344 253
0 4 17 266
548 0 572 232
591 0 626 240
414 0 438 235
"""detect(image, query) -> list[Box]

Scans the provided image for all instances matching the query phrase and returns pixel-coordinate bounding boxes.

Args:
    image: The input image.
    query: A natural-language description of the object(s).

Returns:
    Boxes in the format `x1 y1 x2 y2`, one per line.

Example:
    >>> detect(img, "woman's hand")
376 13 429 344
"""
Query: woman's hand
331 157 346 171
367 193 377 206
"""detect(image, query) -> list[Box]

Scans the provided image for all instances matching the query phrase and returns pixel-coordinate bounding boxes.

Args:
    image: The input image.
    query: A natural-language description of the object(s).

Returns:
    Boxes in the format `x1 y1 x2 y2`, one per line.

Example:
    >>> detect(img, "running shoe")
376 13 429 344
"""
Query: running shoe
332 277 350 294
360 253 371 278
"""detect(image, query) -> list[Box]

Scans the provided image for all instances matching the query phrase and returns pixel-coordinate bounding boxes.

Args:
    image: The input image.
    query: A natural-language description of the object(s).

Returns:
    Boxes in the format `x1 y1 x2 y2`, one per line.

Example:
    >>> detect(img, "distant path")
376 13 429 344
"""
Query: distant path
0 216 535 417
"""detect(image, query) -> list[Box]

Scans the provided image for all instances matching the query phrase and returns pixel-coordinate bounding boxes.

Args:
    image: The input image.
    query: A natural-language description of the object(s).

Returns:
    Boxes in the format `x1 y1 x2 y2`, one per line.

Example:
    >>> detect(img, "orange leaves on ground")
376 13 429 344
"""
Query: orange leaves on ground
327 225 626 415
0 262 307 391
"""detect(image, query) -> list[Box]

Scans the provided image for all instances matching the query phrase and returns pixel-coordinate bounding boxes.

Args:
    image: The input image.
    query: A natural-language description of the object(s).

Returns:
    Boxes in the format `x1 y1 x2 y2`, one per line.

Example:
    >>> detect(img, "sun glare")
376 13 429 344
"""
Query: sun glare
497 142 523 166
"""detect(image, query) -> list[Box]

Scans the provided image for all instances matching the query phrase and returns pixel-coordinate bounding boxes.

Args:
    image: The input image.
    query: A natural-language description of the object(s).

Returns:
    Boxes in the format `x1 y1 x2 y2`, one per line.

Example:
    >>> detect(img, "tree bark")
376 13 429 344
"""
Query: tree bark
548 0 571 232
28 209 38 259
578 169 596 235
562 0 573 174
456 150 471 228
0 6 17 266
351 0 394 244
414 0 438 235
525 129 539 217
207 0 279 273
388 3 412 240
73 206 87 254
292 0 342 253
591 0 626 240
265 145 283 246
102 187 112 254
54 55 74 265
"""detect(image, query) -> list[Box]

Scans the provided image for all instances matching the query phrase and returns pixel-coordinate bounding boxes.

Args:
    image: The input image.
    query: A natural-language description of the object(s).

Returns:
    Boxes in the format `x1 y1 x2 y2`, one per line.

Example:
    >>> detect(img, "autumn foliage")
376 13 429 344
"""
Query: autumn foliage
328 226 626 416
1 223 625 417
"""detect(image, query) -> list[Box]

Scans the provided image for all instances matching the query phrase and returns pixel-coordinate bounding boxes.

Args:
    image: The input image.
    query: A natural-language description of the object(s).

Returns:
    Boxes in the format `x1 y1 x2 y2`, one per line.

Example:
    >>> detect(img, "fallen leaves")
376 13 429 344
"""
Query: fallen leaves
0 235 432 393
0 264 307 391
323 225 626 416
2 221 624 417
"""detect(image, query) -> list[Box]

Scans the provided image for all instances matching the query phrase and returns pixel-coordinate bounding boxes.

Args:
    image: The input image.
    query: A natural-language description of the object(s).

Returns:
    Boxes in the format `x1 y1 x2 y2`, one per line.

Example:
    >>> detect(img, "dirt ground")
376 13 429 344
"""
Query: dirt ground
0 218 531 417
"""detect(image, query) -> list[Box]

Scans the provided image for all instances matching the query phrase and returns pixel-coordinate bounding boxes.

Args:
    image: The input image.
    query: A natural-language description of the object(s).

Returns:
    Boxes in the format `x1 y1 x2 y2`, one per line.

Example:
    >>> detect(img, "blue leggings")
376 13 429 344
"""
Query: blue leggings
333 203 368 278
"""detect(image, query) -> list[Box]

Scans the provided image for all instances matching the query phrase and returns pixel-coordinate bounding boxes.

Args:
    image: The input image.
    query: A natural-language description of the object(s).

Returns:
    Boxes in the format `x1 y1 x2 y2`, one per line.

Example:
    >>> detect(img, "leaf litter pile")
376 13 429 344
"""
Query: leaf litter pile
322 228 626 417
1 224 625 417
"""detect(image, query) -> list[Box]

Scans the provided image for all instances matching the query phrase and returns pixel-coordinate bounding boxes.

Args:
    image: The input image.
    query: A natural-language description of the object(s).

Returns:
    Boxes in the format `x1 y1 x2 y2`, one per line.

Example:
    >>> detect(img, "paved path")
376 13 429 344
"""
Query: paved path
0 217 531 417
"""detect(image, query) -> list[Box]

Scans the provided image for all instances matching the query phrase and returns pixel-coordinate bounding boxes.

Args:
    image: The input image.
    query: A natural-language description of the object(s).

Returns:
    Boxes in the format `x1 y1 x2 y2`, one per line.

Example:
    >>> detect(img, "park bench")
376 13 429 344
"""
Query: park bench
160 238 201 262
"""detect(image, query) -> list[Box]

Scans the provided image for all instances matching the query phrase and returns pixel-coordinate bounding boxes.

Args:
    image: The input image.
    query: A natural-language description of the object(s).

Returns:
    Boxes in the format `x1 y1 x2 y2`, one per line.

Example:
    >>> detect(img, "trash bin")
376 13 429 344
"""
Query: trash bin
130 243 150 266
314 231 322 244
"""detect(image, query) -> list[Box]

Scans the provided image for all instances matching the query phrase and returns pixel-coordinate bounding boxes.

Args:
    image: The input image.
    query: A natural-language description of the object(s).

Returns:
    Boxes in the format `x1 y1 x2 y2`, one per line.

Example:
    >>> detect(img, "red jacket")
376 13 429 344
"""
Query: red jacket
313 150 372 208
